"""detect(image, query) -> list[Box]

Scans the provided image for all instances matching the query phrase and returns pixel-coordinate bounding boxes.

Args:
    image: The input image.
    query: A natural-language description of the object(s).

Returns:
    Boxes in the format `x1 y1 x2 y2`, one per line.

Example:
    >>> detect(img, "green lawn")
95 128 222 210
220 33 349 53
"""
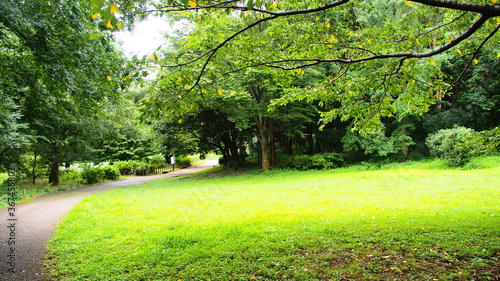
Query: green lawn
45 159 500 280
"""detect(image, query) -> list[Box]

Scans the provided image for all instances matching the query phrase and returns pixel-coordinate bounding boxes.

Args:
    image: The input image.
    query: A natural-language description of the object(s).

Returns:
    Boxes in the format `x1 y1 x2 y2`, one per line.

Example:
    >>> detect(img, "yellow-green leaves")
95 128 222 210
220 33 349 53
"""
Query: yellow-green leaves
89 1 124 30
110 3 119 13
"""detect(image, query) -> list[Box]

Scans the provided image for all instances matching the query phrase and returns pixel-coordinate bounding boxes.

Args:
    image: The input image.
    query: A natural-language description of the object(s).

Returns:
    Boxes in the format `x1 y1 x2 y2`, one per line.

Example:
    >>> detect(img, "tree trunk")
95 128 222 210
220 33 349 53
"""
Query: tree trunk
227 138 241 169
307 124 314 155
260 132 270 172
401 124 410 157
256 116 270 172
248 85 270 172
270 124 276 167
49 160 60 186
238 140 248 164
284 136 292 155
0 146 11 166
32 153 37 185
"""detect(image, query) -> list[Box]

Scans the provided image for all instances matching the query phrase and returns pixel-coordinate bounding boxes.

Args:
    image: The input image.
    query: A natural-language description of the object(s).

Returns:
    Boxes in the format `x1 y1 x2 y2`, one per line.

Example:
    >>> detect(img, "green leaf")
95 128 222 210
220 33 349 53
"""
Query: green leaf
90 0 104 10
247 0 254 10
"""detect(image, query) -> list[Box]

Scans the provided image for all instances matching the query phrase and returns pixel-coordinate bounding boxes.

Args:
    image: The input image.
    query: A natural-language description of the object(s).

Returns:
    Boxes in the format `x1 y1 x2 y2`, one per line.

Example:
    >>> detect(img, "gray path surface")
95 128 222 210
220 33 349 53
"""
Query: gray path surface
0 160 218 281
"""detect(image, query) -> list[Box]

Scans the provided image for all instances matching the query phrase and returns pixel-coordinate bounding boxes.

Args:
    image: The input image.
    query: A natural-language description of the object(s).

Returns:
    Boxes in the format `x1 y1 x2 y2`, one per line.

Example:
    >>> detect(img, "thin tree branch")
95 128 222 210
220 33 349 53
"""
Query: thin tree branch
448 23 500 90
418 11 468 38
175 0 350 93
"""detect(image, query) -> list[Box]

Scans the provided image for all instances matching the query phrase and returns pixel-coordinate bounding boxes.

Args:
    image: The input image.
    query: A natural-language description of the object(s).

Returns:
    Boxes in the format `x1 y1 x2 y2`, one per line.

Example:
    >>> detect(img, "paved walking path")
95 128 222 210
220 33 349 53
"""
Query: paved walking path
0 160 219 281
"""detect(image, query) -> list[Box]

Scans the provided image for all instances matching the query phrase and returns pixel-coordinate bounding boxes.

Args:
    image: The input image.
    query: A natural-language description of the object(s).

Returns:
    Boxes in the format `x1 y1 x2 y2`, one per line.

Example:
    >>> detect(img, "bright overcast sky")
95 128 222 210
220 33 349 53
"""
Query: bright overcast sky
114 16 171 57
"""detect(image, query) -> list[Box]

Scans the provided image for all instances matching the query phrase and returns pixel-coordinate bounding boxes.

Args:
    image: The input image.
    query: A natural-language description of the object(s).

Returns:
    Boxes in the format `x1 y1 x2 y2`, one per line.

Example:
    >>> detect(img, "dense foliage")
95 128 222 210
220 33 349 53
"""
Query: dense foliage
0 0 161 185
426 126 499 166
1 0 499 188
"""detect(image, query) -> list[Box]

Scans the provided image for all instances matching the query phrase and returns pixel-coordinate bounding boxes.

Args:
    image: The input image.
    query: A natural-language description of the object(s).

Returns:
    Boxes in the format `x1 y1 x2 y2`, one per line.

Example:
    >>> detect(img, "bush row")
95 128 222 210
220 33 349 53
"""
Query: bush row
113 156 191 176
277 153 345 170
80 166 120 184
114 161 167 176
80 154 177 184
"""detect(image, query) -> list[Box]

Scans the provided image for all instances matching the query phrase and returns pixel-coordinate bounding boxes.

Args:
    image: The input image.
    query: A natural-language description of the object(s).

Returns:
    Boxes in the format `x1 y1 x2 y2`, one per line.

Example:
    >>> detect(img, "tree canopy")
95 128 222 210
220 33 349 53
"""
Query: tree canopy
0 0 135 184
91 0 500 129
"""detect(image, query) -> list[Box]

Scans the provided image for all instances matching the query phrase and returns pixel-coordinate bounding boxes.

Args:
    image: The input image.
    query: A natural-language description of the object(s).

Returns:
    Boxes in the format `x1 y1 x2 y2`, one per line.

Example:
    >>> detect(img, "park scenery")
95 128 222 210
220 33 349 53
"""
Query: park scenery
1 0 499 280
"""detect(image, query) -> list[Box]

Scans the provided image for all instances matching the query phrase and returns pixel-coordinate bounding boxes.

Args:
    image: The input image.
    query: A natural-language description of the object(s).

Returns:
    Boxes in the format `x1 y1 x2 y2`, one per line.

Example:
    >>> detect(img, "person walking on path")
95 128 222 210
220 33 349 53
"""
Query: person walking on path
0 160 218 281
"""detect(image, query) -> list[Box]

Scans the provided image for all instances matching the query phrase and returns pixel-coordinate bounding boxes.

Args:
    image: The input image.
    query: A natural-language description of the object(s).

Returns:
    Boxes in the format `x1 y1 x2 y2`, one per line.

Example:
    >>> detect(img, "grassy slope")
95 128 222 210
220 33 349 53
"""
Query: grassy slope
45 160 500 280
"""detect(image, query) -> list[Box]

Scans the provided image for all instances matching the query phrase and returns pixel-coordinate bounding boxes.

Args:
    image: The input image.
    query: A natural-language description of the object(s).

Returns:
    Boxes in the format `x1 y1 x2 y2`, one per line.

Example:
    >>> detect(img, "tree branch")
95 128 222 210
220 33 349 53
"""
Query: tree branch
448 23 500 90
157 0 496 101
228 13 490 70
410 0 500 16
167 0 351 94
418 11 468 38
0 146 11 164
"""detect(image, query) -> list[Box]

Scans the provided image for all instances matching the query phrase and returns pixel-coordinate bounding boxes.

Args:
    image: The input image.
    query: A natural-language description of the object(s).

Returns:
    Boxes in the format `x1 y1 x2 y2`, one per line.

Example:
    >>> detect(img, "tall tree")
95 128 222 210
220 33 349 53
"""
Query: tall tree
0 0 131 183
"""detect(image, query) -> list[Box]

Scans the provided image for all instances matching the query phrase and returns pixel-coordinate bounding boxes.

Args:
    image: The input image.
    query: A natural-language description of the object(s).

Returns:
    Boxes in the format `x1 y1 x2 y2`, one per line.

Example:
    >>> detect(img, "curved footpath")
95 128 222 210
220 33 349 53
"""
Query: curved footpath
0 160 219 281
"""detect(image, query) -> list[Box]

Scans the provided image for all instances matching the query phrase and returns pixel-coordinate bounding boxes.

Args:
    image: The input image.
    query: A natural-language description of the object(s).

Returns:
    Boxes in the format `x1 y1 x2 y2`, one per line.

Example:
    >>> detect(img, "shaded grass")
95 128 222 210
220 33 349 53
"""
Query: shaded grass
45 161 500 280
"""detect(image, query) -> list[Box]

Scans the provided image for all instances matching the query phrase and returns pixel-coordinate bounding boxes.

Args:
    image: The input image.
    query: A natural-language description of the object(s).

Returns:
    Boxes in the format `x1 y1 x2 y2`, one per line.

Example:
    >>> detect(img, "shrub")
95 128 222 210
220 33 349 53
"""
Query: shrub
147 154 166 169
60 168 80 182
103 166 120 180
277 153 345 170
426 127 485 167
322 153 346 167
114 161 137 175
311 154 331 169
342 129 396 156
134 162 150 176
80 167 105 184
177 156 192 167
292 155 314 170
481 127 500 153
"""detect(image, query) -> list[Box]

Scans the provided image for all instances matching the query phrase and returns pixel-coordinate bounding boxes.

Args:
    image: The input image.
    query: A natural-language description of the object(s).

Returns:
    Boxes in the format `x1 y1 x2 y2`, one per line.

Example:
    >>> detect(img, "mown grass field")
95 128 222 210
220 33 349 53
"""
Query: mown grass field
45 158 500 280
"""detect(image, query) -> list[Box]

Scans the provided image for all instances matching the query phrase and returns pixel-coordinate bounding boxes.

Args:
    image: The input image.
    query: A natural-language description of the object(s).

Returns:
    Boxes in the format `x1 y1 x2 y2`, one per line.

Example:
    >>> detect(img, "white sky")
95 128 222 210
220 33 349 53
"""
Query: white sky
114 16 172 57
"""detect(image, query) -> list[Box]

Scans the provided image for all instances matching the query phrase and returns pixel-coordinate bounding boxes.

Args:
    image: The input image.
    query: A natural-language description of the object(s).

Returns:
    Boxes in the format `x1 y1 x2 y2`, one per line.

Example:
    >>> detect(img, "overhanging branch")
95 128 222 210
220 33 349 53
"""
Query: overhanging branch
448 23 500 89
409 0 500 16
218 13 491 72
178 0 350 92
157 0 498 98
